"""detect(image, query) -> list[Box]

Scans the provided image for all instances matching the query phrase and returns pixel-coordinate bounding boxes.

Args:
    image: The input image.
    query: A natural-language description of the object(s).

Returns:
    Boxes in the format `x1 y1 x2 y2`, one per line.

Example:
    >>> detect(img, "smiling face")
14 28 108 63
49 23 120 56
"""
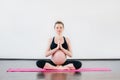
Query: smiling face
54 23 64 35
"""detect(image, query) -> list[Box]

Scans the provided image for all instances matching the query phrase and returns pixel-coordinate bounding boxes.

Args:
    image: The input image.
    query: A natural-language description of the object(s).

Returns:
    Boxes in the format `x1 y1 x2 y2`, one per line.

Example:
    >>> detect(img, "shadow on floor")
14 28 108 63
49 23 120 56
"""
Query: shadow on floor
37 72 82 80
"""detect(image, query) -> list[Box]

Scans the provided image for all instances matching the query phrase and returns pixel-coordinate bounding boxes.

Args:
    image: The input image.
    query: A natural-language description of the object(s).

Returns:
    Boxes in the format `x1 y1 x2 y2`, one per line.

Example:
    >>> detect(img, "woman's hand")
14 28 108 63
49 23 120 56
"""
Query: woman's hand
59 44 63 50
56 65 70 70
56 40 60 49
57 39 63 50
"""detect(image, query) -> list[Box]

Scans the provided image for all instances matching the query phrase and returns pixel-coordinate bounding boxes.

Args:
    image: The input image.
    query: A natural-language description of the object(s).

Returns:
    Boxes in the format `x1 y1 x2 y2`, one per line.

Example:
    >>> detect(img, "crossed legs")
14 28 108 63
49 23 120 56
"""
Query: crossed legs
36 59 82 70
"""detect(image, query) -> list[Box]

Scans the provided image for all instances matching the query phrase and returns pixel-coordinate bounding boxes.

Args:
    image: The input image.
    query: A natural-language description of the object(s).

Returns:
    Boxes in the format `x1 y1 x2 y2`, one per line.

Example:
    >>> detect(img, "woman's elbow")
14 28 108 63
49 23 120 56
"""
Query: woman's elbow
69 53 72 57
45 52 49 57
45 54 48 57
70 55 72 57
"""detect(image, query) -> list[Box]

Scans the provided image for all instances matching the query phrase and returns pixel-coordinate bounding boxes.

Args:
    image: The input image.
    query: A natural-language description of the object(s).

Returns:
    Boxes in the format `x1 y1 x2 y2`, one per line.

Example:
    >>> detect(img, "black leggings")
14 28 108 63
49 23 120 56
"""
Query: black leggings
36 59 82 69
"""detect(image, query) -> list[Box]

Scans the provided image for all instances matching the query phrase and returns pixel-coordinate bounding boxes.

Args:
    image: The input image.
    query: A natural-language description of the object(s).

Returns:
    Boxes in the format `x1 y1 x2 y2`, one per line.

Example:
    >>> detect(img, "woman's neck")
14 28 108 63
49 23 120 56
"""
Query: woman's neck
55 34 63 39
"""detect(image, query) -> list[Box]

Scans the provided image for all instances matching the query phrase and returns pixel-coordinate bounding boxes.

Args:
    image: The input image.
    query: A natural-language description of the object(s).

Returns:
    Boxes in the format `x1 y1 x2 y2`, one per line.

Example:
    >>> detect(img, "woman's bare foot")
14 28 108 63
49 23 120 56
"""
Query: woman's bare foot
56 65 70 70
43 63 57 69
43 63 75 70
44 63 70 70
63 63 76 70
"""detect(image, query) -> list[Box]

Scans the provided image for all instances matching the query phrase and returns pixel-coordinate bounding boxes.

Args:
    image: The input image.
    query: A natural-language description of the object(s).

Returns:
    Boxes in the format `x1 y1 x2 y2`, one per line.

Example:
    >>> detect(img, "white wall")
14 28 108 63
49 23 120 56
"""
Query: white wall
0 0 120 59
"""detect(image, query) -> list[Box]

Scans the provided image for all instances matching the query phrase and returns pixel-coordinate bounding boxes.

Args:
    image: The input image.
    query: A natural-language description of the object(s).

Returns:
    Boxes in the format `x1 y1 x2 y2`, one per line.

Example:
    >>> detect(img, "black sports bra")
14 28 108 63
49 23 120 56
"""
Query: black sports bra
50 36 68 50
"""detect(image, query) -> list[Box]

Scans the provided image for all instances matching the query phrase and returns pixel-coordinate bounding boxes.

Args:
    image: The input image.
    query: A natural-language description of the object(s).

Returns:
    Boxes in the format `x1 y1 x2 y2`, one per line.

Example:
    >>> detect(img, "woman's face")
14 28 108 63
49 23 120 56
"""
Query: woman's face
54 24 64 35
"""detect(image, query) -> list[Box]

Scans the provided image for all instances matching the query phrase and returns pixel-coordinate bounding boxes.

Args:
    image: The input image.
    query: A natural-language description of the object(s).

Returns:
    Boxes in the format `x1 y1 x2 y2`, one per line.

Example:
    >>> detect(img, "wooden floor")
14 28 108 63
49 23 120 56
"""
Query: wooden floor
0 59 120 80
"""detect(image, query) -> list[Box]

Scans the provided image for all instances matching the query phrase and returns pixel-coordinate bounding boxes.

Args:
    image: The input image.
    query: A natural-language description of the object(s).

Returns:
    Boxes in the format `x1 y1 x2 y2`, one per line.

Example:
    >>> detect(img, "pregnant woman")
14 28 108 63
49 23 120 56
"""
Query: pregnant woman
36 21 82 70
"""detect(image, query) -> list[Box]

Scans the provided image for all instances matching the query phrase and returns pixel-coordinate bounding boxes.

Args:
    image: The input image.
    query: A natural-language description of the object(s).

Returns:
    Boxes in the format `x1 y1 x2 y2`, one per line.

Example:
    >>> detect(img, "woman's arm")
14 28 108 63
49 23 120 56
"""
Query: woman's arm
60 37 72 57
45 38 59 57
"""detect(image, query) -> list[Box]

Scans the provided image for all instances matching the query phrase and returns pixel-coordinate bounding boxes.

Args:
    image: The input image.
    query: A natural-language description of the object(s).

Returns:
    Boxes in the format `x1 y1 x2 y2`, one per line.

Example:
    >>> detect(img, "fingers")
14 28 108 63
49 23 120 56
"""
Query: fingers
57 43 60 49
58 39 60 44
57 40 63 50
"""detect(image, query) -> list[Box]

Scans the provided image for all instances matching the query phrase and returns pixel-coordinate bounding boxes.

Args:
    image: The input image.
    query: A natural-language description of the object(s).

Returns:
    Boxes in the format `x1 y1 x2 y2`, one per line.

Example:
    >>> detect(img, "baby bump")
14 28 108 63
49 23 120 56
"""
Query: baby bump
52 50 66 65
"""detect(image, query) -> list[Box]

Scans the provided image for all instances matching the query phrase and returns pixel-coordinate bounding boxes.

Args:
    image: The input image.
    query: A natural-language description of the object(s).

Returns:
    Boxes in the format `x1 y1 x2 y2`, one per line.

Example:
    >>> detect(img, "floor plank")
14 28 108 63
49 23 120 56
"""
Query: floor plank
0 60 120 80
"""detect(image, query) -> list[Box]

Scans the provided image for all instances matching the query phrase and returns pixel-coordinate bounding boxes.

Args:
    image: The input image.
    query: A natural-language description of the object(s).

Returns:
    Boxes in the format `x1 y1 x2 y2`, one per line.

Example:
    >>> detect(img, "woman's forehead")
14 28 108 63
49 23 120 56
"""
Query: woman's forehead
55 24 63 27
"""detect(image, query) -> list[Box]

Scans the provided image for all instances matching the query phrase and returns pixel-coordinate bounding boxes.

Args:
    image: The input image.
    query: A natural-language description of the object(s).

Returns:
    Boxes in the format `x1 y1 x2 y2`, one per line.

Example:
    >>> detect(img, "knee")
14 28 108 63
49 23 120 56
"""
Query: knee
36 60 45 68
73 61 82 69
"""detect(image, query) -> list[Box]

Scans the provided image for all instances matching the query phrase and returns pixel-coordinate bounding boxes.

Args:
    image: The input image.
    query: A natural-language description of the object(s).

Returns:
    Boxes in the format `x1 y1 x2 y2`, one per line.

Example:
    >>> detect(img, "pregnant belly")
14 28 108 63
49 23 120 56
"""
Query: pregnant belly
52 50 66 65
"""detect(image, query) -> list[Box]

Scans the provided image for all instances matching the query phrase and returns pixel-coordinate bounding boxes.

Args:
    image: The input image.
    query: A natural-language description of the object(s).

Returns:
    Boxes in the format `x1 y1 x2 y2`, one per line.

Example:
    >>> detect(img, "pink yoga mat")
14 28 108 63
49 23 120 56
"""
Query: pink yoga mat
7 68 111 72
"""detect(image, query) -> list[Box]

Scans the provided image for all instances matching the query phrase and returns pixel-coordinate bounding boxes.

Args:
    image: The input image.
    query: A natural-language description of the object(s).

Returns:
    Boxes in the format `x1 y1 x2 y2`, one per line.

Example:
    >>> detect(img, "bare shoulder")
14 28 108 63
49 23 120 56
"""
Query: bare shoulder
48 37 53 43
65 37 71 43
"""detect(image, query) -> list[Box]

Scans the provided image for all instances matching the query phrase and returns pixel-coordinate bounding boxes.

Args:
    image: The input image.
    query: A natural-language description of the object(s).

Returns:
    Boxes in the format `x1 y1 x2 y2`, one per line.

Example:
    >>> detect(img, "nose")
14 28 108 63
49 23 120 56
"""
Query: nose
57 28 61 31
